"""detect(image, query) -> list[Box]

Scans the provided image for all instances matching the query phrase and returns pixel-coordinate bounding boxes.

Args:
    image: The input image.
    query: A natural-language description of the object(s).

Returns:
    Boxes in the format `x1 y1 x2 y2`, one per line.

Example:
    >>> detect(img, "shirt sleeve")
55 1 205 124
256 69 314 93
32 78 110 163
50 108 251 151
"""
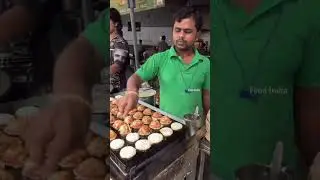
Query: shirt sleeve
295 30 320 87
82 9 109 64
136 54 160 81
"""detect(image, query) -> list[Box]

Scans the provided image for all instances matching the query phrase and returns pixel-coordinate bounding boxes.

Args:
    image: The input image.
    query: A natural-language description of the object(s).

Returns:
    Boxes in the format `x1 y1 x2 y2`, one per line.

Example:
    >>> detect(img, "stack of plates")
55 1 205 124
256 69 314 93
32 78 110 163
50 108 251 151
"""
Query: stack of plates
0 113 15 126
15 106 39 118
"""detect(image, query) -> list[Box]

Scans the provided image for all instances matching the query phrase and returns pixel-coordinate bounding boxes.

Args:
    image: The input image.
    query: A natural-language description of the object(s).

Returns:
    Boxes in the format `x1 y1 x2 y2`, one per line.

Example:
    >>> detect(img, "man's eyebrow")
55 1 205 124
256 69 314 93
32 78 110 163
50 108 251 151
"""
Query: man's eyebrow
174 27 193 31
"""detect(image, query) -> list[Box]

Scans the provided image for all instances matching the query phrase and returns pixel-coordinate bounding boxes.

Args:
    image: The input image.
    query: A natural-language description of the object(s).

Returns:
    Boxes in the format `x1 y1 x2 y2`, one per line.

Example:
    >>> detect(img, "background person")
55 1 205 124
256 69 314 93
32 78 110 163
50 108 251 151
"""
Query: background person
157 35 169 52
109 8 129 93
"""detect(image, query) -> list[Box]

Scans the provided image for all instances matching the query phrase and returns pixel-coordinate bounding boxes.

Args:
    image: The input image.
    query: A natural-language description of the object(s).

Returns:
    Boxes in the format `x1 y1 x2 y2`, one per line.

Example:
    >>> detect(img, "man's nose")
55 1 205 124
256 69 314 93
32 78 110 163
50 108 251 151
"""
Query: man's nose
178 31 185 38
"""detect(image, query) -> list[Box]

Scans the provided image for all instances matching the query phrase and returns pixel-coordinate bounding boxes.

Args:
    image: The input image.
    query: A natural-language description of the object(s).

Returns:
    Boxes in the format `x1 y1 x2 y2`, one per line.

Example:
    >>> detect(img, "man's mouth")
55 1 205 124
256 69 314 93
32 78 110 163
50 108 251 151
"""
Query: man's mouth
176 40 186 46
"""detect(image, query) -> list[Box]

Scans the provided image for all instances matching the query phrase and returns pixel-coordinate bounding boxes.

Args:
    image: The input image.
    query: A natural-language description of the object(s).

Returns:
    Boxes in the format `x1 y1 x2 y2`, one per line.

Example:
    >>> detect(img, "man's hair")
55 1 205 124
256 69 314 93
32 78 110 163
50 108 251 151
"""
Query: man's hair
161 35 166 41
173 6 203 32
110 8 123 36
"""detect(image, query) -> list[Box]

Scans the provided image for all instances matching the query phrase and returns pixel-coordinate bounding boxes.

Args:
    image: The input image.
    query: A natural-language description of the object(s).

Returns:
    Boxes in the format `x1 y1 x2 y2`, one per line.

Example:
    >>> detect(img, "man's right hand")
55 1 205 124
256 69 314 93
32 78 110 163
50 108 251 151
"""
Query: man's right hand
22 100 91 179
117 93 139 116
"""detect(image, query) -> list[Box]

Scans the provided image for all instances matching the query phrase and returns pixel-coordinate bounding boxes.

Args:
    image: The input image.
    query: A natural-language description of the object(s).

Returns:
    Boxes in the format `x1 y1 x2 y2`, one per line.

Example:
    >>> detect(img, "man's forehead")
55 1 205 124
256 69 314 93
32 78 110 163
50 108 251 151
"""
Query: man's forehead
173 18 196 29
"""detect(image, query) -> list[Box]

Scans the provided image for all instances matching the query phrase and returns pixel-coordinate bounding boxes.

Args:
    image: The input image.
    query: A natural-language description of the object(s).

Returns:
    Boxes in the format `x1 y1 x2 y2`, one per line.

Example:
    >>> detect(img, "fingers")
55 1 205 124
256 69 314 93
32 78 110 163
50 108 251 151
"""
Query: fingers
118 95 138 116
118 97 127 114
25 118 47 165
27 142 46 165
24 119 48 179
39 132 71 178
123 101 132 116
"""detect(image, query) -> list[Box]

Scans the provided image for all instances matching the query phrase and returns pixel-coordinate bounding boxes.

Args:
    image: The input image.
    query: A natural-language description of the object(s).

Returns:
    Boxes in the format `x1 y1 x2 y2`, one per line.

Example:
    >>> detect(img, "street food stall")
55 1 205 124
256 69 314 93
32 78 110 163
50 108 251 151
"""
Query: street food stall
0 82 209 180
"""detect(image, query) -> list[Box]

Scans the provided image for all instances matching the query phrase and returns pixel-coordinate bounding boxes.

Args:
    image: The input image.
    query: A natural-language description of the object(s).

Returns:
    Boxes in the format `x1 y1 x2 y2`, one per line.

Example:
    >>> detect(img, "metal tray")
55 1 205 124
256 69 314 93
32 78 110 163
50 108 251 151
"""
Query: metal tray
109 135 189 180
109 99 187 178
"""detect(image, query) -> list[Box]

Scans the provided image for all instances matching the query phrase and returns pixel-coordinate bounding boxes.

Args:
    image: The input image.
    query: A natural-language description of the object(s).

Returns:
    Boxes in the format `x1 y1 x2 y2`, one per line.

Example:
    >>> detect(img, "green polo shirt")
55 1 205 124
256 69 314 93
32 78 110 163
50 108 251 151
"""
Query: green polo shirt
211 0 320 179
136 47 210 118
82 10 109 62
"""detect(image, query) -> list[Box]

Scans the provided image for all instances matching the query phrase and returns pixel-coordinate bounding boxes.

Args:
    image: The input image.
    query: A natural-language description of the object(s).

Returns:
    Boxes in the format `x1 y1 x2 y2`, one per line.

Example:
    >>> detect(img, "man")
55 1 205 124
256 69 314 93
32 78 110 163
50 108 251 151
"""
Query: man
143 46 157 60
109 8 129 93
211 0 320 179
118 6 210 119
136 39 145 62
157 35 169 52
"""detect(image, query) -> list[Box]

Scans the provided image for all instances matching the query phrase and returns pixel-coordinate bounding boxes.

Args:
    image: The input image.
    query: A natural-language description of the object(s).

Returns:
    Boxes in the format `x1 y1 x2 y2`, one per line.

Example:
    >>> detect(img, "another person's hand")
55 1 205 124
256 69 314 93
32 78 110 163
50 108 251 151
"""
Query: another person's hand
117 92 139 116
23 99 91 179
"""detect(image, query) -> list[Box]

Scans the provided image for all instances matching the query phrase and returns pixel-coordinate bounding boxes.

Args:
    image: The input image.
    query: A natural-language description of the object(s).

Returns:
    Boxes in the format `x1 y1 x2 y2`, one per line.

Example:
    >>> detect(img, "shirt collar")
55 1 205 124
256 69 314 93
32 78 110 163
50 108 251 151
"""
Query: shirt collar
168 46 204 64
221 0 292 25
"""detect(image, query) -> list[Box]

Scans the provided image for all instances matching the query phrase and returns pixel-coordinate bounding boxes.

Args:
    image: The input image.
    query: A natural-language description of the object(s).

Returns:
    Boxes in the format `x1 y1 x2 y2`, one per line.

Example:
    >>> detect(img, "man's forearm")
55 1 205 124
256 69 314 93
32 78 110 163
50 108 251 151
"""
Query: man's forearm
127 73 143 92
53 37 103 102
295 88 320 165
202 90 210 116
0 6 35 45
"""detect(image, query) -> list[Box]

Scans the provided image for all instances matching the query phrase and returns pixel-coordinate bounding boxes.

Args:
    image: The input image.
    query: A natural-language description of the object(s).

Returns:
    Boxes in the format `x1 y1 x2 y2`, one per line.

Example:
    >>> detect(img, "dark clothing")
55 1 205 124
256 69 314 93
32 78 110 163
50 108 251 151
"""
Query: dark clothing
110 36 129 91
157 40 169 52
1 0 63 87
136 44 144 61
29 0 63 85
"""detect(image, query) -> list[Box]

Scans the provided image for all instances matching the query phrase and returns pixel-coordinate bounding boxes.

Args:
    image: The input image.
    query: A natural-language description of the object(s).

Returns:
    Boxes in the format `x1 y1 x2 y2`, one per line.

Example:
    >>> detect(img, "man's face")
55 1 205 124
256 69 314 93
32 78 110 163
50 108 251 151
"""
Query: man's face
172 17 198 51
110 20 116 34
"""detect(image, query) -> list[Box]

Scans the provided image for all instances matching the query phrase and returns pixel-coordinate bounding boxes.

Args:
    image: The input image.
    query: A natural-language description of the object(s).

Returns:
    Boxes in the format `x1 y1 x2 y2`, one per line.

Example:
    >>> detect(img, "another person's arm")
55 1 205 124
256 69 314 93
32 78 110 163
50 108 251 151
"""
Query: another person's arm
295 27 320 166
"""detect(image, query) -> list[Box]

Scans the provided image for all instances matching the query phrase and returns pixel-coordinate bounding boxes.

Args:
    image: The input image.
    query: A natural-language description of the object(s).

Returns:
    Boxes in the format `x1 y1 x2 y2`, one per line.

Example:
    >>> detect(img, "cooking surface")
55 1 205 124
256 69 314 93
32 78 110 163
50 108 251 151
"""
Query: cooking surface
109 135 190 180
109 95 189 179
109 126 186 174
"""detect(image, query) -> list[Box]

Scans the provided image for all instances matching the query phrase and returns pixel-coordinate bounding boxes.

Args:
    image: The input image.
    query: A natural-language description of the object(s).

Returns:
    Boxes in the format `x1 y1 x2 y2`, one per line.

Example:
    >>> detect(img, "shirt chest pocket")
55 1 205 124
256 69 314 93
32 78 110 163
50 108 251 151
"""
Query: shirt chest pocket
159 63 205 90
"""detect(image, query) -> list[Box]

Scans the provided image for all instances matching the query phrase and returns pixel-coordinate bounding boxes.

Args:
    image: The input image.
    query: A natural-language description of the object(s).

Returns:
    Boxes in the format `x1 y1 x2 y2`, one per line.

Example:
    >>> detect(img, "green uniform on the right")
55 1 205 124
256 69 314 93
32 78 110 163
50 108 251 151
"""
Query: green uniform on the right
211 0 320 179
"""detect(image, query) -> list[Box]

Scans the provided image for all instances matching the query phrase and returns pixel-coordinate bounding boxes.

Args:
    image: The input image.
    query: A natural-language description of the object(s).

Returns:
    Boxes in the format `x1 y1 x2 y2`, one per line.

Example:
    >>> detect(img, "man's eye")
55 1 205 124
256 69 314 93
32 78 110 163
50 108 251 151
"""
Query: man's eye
184 30 192 34
175 28 181 32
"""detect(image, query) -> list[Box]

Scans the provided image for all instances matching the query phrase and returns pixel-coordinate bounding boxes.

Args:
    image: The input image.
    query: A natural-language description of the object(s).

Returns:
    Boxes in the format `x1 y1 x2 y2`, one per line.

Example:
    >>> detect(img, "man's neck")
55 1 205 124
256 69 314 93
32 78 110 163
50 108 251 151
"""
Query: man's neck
233 0 262 14
175 47 195 64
